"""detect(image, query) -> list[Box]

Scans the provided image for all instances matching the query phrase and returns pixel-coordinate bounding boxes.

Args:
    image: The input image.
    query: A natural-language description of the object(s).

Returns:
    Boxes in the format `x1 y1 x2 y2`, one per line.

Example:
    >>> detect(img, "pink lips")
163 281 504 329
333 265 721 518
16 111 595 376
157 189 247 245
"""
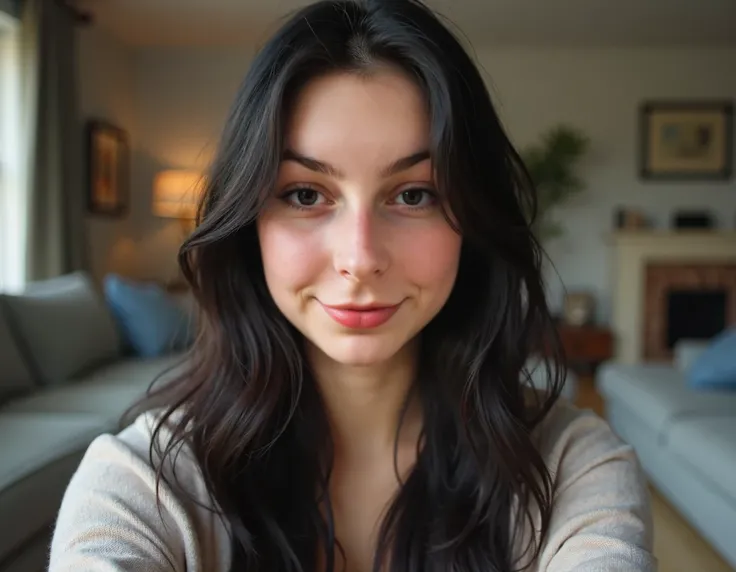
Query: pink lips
321 302 401 329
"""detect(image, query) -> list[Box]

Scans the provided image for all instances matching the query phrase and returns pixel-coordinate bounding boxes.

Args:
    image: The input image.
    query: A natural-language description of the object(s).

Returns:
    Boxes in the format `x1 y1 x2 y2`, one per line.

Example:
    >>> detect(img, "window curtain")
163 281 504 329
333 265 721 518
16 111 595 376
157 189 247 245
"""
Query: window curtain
19 0 86 283
0 1 20 18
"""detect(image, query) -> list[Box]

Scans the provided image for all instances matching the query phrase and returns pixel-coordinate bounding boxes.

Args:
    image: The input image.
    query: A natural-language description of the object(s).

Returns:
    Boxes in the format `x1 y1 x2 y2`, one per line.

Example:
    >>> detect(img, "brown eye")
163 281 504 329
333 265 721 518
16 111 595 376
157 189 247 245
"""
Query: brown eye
395 188 436 208
401 189 424 206
295 188 319 206
280 187 325 209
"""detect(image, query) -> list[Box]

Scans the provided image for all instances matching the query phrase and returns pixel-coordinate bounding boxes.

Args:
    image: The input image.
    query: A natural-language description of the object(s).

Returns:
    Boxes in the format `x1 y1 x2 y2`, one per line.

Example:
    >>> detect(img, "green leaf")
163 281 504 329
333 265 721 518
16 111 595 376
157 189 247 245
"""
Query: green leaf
521 124 590 242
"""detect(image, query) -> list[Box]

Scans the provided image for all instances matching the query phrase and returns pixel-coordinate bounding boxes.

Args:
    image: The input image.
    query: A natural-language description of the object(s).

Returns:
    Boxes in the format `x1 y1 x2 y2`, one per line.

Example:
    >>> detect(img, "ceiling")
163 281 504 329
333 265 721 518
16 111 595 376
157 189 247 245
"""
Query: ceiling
77 0 736 48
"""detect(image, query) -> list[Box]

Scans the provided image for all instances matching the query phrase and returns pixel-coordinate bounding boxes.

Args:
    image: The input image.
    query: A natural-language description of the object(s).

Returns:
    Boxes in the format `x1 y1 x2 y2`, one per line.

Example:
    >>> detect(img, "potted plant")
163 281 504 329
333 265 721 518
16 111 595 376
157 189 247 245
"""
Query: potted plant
521 125 590 241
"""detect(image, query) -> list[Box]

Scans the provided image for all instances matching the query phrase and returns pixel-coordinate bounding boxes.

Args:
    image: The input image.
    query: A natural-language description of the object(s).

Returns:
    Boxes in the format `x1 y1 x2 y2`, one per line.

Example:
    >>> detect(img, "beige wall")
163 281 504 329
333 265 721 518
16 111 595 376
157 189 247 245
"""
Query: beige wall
77 26 138 283
78 37 736 319
130 47 251 281
78 39 253 283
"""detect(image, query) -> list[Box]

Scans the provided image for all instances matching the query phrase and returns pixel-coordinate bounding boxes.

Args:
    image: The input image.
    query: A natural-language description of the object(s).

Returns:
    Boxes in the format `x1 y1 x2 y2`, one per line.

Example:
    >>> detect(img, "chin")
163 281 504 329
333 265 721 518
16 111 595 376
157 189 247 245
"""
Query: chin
316 333 411 367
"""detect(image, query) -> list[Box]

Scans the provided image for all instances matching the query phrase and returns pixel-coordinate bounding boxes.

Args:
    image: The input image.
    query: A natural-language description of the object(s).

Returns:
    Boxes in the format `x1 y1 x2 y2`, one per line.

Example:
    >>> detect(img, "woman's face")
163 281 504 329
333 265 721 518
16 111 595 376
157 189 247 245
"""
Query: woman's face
257 69 462 366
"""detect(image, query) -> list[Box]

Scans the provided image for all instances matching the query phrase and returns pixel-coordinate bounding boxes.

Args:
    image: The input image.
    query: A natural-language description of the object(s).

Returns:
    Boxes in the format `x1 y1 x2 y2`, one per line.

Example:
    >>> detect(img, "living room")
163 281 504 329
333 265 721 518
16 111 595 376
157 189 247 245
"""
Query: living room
1 0 735 571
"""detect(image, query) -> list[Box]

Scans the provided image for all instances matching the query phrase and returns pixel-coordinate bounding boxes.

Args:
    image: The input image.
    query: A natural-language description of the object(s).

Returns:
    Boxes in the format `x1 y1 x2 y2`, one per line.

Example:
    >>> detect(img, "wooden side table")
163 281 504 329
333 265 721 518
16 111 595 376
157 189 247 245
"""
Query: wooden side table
556 324 614 376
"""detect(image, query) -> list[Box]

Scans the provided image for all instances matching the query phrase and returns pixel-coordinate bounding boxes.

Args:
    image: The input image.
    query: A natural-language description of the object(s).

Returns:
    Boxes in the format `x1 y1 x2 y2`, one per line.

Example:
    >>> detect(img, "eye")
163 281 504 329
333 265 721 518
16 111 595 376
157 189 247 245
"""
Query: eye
281 187 326 208
394 188 436 208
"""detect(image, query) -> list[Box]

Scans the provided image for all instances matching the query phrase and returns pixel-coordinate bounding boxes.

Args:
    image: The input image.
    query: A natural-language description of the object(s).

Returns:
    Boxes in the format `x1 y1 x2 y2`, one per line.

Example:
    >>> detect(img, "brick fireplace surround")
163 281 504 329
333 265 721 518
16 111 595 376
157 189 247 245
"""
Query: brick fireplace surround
643 263 736 360
610 231 736 364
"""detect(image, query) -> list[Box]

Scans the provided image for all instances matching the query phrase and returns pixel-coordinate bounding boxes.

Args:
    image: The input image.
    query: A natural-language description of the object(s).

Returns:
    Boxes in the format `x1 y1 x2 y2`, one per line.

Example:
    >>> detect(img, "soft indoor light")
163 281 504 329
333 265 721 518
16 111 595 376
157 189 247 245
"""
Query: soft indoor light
152 169 205 220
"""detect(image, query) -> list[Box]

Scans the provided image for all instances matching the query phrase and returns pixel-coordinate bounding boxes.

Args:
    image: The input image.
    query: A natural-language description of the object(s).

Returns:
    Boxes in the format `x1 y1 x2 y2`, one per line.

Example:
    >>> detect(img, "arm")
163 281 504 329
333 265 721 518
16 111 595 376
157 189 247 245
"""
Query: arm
537 405 657 572
48 430 197 572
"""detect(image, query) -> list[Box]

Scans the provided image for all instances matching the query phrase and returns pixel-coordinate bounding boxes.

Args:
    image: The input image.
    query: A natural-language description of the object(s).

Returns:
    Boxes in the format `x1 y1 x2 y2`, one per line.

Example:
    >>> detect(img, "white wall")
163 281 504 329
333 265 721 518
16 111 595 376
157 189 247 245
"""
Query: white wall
79 40 736 319
476 48 736 321
77 26 138 282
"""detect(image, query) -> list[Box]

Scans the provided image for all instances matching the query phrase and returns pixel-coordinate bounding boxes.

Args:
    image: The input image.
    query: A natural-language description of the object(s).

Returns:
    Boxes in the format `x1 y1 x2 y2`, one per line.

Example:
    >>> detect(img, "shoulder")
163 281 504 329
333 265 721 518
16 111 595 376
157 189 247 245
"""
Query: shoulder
49 409 231 572
82 408 222 522
527 399 656 570
108 408 195 471
533 398 632 475
532 398 647 499
80 408 203 499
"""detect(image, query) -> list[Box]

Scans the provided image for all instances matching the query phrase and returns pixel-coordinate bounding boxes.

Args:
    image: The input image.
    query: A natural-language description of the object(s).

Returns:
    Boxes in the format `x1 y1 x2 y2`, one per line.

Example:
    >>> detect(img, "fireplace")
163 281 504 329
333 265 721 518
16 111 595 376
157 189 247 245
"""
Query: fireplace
644 263 736 360
666 289 727 349
611 231 736 363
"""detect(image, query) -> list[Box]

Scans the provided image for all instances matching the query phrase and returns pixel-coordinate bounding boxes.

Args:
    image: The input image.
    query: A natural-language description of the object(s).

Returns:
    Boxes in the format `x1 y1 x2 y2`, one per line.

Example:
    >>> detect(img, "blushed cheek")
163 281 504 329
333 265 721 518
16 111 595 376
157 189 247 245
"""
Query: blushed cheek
258 220 324 296
400 224 461 293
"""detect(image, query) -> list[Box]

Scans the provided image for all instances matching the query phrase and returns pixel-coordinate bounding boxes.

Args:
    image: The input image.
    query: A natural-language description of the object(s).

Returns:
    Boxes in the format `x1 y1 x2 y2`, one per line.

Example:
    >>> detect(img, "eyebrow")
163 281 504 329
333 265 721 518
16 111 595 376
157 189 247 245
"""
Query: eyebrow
281 149 431 178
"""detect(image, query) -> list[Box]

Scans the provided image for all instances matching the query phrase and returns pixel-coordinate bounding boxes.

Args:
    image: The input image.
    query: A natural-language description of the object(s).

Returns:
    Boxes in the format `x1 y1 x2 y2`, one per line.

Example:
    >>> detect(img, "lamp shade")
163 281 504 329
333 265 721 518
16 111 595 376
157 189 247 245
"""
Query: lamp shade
152 170 204 219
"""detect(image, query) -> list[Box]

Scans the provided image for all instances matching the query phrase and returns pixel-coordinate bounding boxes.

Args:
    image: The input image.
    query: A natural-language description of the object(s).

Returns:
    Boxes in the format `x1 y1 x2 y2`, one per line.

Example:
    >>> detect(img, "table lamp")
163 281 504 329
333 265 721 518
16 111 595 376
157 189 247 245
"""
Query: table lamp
152 169 205 235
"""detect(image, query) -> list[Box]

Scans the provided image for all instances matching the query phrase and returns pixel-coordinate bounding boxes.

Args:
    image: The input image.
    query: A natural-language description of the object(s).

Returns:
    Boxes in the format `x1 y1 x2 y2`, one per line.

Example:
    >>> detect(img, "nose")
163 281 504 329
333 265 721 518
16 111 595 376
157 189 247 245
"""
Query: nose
333 207 390 282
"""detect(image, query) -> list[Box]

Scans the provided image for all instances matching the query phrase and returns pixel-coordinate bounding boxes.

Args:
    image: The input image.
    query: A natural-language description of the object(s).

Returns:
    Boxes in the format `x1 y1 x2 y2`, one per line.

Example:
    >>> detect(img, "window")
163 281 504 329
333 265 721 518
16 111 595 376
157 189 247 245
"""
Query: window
0 11 25 292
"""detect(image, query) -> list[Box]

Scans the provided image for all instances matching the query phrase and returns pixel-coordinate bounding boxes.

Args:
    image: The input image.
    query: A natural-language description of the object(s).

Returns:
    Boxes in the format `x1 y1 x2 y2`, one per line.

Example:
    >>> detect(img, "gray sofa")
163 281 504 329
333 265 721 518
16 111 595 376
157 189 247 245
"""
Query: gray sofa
596 343 736 569
0 272 186 572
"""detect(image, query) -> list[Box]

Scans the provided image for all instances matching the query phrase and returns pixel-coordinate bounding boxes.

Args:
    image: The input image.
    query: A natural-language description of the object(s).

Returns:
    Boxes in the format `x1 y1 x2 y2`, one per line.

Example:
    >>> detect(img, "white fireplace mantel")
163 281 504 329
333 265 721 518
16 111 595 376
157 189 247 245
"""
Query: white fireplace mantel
609 231 736 364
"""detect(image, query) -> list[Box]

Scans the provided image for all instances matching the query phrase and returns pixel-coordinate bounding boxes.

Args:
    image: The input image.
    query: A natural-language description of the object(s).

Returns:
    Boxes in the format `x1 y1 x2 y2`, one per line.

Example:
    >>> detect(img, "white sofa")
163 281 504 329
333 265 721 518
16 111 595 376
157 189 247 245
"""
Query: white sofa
596 342 736 569
0 272 186 572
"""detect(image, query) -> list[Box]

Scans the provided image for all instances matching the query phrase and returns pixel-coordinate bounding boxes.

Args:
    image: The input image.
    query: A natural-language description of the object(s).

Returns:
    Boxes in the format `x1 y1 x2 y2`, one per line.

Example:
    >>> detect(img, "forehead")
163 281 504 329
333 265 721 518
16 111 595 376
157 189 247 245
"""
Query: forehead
283 70 431 163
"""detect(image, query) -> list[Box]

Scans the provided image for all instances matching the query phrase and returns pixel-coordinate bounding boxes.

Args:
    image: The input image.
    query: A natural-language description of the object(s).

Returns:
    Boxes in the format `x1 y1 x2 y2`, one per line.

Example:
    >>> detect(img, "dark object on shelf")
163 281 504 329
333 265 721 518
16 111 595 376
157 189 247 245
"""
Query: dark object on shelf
563 291 596 326
673 211 713 229
56 0 94 24
639 100 733 181
615 207 648 230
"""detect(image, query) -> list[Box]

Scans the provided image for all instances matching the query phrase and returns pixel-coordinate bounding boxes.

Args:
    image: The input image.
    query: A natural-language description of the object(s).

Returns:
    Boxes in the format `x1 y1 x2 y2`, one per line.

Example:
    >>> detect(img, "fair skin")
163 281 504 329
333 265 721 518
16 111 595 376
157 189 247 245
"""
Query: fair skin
257 68 462 571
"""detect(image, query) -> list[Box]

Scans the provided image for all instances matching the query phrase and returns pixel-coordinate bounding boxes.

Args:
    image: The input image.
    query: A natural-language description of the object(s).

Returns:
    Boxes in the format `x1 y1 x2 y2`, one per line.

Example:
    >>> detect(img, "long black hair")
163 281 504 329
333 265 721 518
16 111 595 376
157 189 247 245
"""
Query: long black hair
139 1 565 570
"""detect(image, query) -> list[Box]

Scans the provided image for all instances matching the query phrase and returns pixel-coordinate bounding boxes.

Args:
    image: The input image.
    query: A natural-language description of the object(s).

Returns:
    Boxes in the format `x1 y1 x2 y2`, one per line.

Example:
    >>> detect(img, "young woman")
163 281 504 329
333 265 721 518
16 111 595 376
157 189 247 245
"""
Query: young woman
49 1 655 570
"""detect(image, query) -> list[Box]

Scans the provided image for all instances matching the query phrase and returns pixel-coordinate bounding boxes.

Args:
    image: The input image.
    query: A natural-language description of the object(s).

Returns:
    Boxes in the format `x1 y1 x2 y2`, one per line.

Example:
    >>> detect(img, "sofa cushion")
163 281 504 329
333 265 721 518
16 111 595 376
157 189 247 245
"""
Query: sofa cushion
0 305 35 403
666 416 736 506
1 354 187 423
688 327 736 390
2 528 53 572
1 271 122 386
596 363 736 439
673 339 711 374
0 412 110 563
103 274 195 358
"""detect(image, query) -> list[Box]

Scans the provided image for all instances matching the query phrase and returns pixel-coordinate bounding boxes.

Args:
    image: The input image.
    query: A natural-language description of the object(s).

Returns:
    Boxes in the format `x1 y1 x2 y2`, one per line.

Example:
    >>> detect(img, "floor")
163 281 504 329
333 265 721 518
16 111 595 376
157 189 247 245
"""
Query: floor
575 376 734 572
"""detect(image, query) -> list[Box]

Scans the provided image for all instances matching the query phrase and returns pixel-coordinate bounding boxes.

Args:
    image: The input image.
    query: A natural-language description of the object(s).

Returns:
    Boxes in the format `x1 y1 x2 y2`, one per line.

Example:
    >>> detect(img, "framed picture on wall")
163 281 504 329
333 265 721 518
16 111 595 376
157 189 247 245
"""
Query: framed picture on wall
639 100 733 181
86 120 130 216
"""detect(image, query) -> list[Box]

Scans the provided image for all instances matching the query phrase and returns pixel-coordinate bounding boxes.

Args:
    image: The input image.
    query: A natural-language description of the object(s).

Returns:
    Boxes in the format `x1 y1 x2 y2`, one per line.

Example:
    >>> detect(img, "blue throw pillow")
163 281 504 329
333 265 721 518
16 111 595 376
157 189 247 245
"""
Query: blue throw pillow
688 327 736 390
103 274 194 358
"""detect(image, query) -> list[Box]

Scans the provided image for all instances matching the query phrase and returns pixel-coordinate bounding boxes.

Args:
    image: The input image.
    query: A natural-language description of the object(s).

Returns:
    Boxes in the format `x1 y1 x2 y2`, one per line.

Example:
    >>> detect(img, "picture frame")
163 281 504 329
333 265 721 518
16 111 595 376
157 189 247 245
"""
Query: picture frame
639 100 733 181
86 120 129 216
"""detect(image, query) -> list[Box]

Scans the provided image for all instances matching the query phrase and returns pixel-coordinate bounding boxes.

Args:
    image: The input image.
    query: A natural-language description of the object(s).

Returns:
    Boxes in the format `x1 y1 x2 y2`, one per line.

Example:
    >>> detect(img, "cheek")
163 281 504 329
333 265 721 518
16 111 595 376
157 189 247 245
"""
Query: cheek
257 218 324 295
397 224 461 291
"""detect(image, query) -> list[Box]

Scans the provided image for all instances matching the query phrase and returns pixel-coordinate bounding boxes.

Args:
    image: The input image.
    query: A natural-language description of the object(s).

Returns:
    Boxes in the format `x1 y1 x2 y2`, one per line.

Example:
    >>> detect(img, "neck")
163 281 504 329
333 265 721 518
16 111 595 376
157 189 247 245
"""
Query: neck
307 340 422 464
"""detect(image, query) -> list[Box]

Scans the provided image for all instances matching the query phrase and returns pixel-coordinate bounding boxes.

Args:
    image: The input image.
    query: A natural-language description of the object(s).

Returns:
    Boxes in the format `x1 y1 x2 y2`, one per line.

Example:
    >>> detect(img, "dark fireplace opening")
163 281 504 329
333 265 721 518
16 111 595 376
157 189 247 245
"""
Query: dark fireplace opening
667 289 727 349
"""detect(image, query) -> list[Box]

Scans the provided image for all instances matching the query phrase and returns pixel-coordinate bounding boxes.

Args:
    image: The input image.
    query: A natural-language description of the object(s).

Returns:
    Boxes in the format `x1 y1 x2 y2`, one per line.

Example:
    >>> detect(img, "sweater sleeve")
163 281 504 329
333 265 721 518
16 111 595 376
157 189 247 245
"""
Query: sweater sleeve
48 413 229 572
535 402 657 571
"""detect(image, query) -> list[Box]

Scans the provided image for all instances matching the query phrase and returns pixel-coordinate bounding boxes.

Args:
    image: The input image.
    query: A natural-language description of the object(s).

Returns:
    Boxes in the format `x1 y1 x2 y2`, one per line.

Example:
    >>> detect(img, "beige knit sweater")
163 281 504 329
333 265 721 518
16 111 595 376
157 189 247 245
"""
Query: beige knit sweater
48 400 657 571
